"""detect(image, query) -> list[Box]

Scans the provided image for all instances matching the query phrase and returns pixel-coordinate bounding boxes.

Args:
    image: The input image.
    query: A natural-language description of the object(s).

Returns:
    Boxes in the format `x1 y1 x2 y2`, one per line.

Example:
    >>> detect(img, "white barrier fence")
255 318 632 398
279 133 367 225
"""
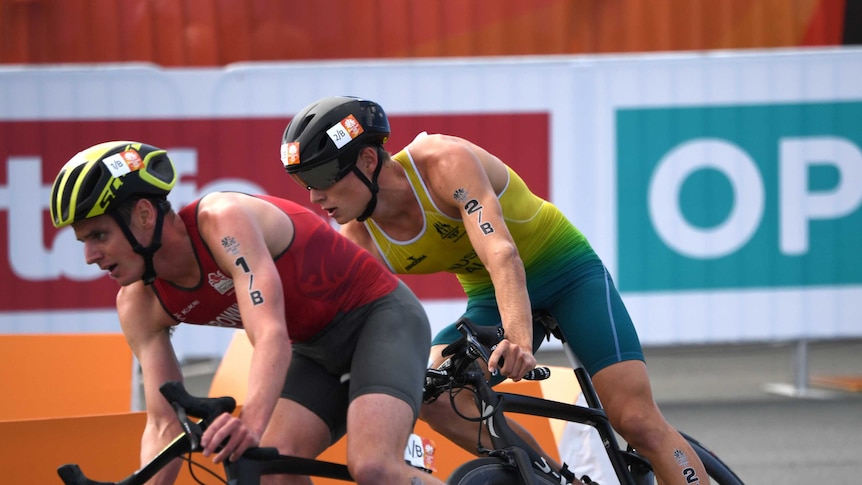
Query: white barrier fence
2 49 860 392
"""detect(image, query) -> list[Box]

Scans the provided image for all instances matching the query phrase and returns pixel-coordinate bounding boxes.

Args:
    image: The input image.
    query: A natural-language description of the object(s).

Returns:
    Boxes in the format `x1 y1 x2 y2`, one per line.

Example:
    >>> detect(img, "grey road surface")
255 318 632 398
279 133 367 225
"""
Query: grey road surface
536 339 862 484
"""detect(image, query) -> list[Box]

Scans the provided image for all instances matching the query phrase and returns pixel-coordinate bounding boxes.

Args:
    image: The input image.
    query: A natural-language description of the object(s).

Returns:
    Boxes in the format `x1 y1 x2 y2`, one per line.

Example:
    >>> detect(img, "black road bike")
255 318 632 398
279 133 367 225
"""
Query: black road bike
426 312 745 485
57 380 433 484
57 312 743 485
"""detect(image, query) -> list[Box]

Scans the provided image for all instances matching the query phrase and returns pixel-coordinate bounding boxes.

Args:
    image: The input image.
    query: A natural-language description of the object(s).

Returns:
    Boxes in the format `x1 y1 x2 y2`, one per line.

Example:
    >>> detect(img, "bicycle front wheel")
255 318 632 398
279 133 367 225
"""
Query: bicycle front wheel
448 457 559 485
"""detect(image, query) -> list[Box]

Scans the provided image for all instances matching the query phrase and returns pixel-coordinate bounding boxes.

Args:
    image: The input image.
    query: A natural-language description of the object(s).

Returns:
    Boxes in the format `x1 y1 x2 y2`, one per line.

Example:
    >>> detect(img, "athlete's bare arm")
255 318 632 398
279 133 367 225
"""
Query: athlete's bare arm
116 282 184 485
409 134 536 379
195 193 292 464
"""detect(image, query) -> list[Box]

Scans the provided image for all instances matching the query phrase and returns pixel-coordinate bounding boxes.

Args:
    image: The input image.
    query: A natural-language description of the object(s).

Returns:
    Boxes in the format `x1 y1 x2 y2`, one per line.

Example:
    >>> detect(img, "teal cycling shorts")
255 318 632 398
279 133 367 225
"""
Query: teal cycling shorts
432 259 644 380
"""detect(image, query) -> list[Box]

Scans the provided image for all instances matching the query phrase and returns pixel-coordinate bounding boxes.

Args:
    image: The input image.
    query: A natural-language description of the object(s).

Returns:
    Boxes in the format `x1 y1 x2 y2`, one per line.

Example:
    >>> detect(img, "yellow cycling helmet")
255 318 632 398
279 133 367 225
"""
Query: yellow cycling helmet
50 141 177 228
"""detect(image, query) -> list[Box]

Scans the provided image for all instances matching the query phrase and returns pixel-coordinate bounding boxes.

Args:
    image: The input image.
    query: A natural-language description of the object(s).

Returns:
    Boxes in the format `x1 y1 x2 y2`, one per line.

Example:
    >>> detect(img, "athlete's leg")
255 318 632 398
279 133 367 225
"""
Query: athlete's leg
594 361 710 485
344 282 446 485
345 393 444 484
557 266 710 485
261 352 349 485
260 398 330 485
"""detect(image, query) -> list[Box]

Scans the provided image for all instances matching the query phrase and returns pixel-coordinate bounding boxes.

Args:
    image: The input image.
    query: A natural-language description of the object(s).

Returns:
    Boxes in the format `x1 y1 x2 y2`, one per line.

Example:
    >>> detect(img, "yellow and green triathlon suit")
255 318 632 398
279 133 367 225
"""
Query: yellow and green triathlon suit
362 142 644 377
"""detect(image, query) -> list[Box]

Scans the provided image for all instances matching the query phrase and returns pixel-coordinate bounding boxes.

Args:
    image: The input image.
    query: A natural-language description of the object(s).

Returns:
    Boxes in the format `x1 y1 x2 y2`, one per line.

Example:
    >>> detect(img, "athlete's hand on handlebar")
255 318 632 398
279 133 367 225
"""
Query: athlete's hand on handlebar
201 412 260 464
427 320 551 402
488 338 537 382
452 317 539 382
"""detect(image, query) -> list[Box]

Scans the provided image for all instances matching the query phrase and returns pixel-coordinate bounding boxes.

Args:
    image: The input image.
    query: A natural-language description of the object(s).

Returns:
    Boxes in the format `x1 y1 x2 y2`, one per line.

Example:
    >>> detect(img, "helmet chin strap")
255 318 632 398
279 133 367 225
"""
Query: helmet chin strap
111 200 169 285
351 147 385 222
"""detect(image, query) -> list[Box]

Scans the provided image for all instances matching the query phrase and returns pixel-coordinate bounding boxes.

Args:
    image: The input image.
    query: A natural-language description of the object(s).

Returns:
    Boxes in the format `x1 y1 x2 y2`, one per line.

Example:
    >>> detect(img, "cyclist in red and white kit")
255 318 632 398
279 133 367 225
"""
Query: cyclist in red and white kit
49 141 445 485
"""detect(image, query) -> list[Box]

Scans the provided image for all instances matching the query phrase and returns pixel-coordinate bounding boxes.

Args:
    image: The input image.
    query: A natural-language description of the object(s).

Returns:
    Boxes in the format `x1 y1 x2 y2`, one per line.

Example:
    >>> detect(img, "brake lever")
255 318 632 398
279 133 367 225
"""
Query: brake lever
465 332 495 365
171 401 203 451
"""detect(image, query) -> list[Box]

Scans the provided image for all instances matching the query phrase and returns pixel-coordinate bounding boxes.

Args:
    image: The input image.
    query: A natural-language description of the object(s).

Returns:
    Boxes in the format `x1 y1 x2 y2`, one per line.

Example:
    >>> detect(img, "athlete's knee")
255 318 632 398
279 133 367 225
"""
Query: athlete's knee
263 437 312 458
261 422 330 459
347 455 395 485
611 403 670 454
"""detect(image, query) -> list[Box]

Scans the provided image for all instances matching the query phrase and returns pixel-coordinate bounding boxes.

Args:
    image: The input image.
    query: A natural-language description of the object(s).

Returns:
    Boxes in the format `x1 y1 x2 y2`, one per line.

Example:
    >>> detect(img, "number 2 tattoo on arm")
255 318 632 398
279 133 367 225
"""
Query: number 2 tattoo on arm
227 234 266 306
453 188 495 236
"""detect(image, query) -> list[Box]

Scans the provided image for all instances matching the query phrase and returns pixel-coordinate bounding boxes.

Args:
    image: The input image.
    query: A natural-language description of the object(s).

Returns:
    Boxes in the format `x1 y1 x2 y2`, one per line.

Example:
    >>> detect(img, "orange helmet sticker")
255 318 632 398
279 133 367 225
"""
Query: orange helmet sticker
342 114 364 138
281 141 301 166
120 149 144 171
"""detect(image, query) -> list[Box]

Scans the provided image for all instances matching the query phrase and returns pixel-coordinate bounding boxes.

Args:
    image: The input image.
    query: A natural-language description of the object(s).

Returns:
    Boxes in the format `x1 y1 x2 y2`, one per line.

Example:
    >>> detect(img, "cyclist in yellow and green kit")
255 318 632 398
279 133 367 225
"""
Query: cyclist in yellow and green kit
280 96 711 485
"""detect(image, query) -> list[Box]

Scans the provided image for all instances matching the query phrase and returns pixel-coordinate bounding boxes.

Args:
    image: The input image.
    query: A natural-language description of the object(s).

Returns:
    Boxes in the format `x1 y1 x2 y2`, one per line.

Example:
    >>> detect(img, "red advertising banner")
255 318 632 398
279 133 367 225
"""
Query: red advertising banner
0 113 548 311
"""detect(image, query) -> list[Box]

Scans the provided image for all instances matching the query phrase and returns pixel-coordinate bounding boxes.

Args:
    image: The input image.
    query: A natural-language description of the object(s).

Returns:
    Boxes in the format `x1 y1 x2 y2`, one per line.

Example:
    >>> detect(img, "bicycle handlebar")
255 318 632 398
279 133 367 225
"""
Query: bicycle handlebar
159 380 236 450
424 317 551 402
57 464 128 485
522 366 551 381
160 380 237 420
57 382 238 485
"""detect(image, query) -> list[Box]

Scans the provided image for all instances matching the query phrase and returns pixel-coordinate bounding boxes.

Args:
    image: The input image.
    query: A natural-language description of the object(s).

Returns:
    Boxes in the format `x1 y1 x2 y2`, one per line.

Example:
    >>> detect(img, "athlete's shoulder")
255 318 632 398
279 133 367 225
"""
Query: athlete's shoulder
195 191 256 208
189 191 242 216
191 192 252 226
404 132 456 155
117 282 171 327
340 219 372 245
403 134 467 178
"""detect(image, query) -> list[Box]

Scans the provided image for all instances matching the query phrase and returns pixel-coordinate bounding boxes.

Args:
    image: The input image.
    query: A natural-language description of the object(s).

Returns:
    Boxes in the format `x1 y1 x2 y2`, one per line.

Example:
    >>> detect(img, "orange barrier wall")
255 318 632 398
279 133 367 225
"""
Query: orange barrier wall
0 332 224 482
0 0 849 66
0 334 132 420
0 412 231 484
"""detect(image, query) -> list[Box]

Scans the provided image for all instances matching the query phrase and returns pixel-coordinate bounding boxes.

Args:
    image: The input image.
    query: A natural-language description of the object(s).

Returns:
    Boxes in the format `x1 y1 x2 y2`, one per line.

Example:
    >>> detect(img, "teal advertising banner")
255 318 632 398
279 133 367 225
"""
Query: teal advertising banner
617 102 862 292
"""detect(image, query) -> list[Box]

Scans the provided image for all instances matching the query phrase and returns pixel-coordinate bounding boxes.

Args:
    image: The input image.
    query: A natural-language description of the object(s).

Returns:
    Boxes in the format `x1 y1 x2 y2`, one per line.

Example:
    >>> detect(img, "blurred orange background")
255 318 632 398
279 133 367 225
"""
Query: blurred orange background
1 0 854 67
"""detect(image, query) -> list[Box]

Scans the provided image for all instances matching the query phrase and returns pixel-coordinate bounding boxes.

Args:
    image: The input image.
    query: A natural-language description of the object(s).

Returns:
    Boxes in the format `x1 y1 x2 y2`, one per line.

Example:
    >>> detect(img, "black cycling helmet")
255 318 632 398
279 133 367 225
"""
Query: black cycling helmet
281 96 389 192
50 141 177 285
281 96 391 221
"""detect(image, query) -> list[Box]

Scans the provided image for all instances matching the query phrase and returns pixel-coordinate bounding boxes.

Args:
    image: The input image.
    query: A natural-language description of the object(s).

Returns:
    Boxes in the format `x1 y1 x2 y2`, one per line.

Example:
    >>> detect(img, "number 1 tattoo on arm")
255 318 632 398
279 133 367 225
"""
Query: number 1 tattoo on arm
235 256 265 306
225 234 265 306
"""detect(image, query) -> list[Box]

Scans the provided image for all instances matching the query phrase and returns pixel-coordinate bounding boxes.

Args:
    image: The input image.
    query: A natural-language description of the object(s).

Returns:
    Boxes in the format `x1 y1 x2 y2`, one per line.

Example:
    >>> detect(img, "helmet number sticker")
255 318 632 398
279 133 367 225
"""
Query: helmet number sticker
327 114 364 149
102 150 143 178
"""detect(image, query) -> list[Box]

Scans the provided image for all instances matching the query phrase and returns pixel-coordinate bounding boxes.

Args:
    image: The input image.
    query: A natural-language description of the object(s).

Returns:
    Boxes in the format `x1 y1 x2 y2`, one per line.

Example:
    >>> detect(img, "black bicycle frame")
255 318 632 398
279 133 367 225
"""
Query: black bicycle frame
223 448 353 484
464 366 649 485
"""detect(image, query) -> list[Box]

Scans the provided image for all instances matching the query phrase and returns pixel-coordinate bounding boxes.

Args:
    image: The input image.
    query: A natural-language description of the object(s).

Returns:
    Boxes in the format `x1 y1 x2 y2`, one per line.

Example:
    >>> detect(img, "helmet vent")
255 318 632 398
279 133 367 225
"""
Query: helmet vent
296 113 316 136
148 155 174 183
76 163 104 202
50 169 68 223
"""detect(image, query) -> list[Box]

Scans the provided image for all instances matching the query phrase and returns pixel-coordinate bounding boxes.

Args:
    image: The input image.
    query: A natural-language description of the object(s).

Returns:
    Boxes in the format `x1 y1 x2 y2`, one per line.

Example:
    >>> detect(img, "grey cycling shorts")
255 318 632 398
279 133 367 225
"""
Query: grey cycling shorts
281 281 431 443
